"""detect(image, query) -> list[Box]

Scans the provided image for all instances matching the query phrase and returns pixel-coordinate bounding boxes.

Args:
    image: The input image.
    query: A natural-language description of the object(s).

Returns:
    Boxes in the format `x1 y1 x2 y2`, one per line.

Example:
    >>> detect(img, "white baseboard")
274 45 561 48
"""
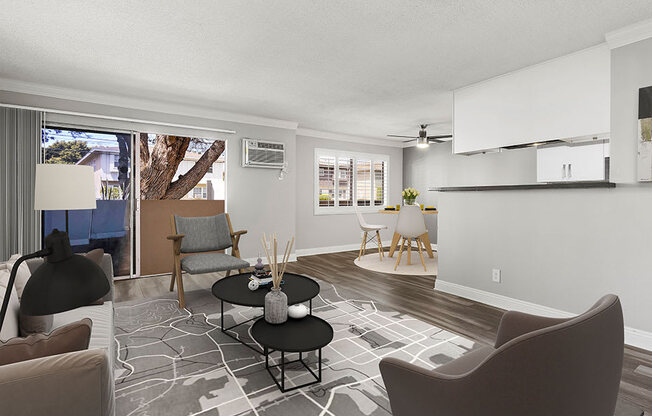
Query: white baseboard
435 279 652 352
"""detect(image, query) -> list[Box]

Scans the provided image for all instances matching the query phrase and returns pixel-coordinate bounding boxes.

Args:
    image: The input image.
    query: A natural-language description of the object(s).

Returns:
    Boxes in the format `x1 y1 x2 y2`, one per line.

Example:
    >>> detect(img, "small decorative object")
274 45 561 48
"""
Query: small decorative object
248 279 259 291
254 256 266 277
401 187 419 205
261 233 295 324
288 303 309 319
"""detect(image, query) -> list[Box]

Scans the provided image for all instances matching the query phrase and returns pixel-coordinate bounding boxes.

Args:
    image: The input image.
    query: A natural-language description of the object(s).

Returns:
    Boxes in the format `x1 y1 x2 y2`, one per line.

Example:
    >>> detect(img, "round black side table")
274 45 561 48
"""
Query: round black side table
251 315 333 392
212 273 320 353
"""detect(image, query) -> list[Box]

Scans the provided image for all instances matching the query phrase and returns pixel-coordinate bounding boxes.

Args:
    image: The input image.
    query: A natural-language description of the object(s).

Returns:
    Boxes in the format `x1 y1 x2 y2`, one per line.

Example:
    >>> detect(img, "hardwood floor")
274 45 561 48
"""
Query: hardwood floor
115 250 651 415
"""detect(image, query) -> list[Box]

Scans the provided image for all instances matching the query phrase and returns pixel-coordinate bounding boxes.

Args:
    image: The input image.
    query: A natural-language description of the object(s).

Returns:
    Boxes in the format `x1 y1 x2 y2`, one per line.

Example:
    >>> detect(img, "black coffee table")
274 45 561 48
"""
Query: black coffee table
251 315 333 392
212 273 320 353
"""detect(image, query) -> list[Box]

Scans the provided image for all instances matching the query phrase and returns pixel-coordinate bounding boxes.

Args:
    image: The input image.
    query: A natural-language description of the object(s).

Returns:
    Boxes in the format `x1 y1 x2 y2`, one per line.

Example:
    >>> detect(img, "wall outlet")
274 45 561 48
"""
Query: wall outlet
492 268 501 283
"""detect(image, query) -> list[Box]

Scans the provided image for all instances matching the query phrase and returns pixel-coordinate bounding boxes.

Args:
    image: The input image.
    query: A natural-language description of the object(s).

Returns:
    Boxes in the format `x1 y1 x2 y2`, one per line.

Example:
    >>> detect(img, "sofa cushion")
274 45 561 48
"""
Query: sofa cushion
0 264 20 341
181 252 250 274
52 302 114 366
0 318 92 366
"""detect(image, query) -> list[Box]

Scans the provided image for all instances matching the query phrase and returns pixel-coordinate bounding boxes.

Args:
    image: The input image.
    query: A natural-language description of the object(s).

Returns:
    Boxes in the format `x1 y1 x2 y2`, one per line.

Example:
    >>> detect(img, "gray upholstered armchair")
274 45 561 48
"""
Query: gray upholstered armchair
380 294 624 416
168 213 249 308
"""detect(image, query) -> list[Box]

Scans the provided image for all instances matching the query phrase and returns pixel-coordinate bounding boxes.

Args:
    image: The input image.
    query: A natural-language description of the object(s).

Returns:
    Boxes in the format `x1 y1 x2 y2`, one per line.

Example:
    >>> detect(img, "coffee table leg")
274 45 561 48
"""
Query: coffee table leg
220 300 224 331
265 347 268 368
310 298 312 314
318 348 322 382
281 351 285 392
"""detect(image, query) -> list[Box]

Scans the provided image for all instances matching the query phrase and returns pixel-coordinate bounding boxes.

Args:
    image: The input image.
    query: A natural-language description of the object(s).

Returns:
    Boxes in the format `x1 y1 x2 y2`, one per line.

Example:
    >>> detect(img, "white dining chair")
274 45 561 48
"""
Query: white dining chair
355 207 388 261
394 205 427 271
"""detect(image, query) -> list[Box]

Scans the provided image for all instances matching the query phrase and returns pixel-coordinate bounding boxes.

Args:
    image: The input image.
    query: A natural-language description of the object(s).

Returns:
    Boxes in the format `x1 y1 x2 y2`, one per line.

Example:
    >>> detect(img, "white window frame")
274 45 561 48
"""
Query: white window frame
314 148 390 215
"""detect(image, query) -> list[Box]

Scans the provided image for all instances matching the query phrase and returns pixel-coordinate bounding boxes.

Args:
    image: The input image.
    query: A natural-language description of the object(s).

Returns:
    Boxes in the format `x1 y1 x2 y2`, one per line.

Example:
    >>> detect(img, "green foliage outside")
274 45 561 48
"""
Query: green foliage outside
319 194 332 201
45 140 91 164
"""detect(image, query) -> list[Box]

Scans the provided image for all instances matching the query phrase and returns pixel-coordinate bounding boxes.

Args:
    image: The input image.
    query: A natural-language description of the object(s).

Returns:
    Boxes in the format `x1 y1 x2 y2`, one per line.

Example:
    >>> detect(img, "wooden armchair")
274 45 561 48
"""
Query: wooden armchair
167 213 249 309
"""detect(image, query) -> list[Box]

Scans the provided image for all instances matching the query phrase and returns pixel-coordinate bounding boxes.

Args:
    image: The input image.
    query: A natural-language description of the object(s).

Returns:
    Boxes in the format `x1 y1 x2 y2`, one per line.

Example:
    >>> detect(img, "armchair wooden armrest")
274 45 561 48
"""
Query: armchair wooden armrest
230 229 247 259
167 234 184 256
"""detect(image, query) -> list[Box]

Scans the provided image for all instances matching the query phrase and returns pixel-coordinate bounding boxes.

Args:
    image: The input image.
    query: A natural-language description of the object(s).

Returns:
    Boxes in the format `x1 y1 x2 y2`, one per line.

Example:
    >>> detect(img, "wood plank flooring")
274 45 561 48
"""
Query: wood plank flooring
115 250 651 415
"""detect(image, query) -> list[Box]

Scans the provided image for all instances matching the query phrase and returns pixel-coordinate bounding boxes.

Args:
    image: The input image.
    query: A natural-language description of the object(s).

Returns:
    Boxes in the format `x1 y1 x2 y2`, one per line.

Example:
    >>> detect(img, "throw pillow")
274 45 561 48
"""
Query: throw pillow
0 264 20 342
0 318 92 366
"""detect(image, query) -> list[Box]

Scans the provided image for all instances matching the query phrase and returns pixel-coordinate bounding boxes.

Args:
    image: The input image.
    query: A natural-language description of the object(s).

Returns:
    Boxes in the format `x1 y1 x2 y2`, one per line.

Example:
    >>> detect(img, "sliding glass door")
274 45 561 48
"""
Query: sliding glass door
41 127 133 278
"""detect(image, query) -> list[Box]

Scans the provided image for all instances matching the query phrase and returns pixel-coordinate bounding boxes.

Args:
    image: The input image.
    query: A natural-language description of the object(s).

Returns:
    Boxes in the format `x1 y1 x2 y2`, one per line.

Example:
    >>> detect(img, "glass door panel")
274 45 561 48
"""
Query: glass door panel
41 128 133 278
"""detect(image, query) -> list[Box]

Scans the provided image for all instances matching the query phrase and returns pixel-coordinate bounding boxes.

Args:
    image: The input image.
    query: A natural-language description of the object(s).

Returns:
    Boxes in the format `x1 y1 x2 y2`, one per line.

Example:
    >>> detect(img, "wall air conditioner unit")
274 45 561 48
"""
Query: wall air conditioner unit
241 138 286 168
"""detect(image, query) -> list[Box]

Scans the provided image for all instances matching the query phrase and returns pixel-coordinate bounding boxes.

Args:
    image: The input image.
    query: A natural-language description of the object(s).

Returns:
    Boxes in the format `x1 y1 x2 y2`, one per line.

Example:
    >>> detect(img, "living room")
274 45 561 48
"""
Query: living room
1 2 651 415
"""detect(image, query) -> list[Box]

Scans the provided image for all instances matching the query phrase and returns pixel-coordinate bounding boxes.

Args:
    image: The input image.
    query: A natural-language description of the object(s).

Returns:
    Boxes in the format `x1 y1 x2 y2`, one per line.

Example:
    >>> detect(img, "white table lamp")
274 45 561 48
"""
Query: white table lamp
34 164 97 234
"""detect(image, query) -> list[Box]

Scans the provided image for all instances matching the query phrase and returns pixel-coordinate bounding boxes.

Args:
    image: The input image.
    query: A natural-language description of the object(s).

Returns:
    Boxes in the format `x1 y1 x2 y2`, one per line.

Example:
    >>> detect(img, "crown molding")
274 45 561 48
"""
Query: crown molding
605 18 652 50
0 77 299 131
296 127 404 148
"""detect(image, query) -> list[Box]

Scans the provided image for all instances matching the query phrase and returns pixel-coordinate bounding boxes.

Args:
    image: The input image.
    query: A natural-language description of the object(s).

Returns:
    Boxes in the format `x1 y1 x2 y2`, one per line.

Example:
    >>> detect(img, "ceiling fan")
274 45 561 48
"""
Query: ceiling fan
388 124 452 148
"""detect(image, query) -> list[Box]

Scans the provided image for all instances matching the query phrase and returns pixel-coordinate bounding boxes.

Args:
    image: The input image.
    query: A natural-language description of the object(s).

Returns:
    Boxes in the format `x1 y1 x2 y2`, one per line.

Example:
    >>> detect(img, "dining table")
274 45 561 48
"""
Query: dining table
378 208 438 258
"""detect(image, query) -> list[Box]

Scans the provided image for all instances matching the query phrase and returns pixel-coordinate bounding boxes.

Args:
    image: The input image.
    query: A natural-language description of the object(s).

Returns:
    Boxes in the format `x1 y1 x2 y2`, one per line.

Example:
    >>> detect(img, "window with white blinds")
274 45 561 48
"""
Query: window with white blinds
314 149 389 214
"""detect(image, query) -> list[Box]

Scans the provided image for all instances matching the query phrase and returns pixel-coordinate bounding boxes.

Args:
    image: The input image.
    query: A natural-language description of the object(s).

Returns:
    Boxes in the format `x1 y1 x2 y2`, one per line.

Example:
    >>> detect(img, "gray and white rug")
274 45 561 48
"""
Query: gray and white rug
114 278 478 416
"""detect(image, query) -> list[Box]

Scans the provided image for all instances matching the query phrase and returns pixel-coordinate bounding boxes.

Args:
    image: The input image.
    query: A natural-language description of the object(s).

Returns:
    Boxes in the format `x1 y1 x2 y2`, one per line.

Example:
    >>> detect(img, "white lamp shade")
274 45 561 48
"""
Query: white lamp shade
34 164 97 211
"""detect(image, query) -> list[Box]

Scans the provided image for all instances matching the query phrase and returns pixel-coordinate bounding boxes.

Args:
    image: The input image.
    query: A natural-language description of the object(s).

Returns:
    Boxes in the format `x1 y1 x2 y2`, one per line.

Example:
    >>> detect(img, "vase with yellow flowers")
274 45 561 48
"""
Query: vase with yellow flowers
401 187 419 205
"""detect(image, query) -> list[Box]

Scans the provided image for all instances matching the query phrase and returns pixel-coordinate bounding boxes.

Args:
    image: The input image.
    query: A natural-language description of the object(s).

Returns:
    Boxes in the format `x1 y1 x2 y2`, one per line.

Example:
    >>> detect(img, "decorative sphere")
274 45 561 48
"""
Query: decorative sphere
248 280 259 291
288 303 309 319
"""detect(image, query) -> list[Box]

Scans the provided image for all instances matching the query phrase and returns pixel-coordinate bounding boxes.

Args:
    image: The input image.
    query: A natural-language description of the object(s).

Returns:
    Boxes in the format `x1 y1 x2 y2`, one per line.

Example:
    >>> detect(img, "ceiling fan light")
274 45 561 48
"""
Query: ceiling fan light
417 137 429 148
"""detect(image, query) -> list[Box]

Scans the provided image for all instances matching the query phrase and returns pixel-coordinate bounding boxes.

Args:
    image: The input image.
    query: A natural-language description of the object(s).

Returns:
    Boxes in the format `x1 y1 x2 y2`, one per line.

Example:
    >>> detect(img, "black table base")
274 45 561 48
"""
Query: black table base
264 348 322 393
219 298 313 355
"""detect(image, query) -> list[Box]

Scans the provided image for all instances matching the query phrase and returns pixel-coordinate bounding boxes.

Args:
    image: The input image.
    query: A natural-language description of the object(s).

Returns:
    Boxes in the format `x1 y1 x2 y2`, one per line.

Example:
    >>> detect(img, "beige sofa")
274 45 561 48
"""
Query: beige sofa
0 254 115 416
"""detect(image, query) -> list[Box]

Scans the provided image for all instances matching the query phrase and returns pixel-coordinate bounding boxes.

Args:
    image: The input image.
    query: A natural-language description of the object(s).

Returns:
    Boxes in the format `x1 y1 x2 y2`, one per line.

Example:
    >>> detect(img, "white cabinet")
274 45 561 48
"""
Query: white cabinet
537 142 608 183
453 45 610 154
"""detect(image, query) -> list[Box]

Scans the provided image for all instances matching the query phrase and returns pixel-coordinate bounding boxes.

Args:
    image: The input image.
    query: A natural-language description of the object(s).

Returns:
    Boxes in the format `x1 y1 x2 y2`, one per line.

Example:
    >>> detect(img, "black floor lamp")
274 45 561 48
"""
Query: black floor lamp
0 165 109 332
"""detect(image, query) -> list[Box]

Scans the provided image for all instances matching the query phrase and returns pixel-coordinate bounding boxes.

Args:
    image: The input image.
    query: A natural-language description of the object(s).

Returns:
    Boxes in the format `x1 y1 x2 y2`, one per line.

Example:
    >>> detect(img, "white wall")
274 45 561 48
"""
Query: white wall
404 37 652 348
403 143 536 243
295 135 403 253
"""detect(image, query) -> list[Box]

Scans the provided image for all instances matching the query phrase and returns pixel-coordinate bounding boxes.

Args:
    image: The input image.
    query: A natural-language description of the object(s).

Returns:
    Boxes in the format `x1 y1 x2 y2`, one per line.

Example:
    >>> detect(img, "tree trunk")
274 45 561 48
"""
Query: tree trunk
163 140 225 199
116 134 130 199
138 135 225 200
140 135 190 200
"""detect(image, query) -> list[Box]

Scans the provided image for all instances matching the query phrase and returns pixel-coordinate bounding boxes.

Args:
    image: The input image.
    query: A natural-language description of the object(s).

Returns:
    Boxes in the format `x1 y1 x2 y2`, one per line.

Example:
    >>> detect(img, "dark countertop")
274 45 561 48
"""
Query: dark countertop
428 182 617 192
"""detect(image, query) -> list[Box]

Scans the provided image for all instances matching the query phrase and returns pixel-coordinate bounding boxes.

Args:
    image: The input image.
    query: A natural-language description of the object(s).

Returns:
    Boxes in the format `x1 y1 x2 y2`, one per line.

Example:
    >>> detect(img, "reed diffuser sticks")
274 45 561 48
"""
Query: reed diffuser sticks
261 233 294 289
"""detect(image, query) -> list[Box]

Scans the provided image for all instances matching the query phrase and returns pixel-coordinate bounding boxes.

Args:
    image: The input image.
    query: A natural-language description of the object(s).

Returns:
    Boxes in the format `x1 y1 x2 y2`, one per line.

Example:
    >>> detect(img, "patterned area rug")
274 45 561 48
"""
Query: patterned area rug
114 278 478 416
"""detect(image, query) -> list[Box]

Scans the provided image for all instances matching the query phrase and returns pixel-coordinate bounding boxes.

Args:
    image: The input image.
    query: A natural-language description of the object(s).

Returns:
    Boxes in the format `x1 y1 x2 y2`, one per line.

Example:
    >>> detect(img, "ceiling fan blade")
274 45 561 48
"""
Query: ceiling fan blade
402 138 417 143
387 134 418 139
427 134 453 139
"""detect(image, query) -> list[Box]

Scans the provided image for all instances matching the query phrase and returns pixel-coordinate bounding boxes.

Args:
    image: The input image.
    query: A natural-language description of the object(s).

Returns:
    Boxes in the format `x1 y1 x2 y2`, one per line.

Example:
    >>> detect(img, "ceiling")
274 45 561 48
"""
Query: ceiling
1 1 651 141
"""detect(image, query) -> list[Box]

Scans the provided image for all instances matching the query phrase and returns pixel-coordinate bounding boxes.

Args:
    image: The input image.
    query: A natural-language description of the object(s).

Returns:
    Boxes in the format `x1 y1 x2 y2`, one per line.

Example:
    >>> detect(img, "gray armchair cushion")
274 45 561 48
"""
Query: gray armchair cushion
181 253 250 274
175 214 232 253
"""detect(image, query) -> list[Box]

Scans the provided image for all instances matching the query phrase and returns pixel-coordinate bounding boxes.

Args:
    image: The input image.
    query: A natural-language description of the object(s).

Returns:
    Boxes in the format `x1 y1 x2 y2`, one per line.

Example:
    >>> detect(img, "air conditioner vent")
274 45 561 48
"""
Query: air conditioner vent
242 139 286 168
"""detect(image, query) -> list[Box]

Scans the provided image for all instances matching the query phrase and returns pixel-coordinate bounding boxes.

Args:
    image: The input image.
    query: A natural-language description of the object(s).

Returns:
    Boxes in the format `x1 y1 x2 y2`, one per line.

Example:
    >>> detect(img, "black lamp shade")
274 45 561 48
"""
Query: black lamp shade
19 230 109 316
